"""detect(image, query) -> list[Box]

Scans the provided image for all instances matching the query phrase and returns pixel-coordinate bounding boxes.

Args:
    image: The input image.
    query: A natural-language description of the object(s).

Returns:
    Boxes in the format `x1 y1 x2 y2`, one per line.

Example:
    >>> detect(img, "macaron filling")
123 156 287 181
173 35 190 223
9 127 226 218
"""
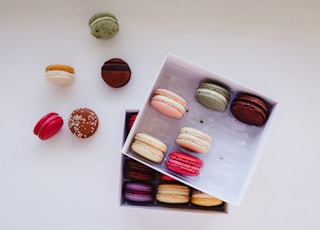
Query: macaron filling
89 16 118 28
196 88 228 105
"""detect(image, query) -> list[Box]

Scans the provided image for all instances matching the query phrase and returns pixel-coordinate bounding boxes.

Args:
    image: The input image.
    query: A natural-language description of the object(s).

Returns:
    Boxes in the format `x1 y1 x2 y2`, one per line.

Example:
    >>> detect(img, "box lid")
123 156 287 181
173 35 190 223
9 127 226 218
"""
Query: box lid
122 54 279 206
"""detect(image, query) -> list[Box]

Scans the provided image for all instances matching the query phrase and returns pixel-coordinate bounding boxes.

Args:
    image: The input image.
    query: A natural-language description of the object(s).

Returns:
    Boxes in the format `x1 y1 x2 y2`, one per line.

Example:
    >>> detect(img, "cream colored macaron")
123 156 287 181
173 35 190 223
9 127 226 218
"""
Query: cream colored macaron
131 133 167 163
176 127 212 154
45 64 75 85
156 183 190 204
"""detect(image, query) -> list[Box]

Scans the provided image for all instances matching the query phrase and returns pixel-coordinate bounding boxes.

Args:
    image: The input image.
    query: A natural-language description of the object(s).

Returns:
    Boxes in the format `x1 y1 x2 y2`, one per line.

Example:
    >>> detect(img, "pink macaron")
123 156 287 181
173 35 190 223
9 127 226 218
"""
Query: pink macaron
165 152 203 177
33 112 64 140
150 88 187 119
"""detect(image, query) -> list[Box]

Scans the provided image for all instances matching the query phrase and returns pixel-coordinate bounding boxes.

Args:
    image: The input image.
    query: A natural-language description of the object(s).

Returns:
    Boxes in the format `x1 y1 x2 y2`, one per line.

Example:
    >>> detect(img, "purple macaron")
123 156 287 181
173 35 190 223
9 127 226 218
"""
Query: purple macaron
123 182 154 203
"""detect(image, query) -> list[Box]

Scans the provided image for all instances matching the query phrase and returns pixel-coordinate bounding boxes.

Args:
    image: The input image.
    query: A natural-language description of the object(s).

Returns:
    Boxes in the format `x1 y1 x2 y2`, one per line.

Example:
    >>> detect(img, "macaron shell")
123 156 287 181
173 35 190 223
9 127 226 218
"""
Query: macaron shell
45 64 74 73
239 95 269 113
45 70 74 85
169 151 203 167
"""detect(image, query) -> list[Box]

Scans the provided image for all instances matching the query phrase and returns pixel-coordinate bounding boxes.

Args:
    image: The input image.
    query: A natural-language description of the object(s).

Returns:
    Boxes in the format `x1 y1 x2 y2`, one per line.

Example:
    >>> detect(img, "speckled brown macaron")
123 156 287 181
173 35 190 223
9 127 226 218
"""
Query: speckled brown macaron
68 108 99 138
101 58 131 88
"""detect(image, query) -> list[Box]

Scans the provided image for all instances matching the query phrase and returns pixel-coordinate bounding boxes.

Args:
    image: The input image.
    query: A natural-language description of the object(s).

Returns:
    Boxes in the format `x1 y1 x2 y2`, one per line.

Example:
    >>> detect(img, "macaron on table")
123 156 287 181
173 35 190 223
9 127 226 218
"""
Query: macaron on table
122 54 279 207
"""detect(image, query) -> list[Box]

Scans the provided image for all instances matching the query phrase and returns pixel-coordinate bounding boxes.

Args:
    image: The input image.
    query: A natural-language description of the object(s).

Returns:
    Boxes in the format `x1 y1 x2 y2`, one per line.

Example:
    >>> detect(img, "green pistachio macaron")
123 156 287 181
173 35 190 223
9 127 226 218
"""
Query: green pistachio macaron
88 12 119 39
196 82 230 112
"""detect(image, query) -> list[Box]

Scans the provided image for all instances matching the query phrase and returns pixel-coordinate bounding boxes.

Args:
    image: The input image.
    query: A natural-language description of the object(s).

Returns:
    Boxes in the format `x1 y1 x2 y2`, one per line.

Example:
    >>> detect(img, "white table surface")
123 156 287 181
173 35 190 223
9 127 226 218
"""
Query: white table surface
1 0 319 229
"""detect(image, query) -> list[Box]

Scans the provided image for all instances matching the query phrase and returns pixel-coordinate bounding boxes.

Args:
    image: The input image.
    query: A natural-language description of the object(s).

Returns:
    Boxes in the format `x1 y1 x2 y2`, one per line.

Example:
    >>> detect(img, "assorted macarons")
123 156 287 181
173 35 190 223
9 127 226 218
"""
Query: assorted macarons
34 10 273 213
88 12 119 39
150 88 187 119
121 157 225 210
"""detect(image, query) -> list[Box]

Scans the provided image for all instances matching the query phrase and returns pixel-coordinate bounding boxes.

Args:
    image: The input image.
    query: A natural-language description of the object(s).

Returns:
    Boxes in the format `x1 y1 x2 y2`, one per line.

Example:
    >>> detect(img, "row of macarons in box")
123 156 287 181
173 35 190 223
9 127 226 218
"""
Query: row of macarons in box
122 112 227 211
125 111 212 178
131 128 211 178
151 81 270 127
122 157 226 211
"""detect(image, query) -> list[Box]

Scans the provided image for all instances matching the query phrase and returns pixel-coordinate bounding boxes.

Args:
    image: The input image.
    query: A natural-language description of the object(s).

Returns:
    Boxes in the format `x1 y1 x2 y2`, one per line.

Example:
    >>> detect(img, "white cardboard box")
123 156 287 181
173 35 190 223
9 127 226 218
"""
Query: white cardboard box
122 54 279 206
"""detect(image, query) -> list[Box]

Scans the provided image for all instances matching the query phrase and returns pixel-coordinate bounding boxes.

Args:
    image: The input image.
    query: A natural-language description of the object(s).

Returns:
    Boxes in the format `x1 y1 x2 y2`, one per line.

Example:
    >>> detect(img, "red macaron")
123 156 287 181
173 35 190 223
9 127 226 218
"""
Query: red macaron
33 112 64 140
165 152 203 177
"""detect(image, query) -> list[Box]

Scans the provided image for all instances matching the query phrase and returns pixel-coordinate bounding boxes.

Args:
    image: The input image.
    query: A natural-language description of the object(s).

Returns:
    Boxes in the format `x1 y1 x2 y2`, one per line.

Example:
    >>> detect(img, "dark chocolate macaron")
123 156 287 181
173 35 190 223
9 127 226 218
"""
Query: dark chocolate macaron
101 58 131 88
124 159 156 181
230 94 269 126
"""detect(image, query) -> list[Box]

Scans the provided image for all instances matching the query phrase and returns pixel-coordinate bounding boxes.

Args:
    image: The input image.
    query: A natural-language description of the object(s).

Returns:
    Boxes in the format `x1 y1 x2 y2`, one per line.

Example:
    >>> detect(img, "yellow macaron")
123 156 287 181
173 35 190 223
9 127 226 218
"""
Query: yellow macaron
131 132 167 163
156 183 190 204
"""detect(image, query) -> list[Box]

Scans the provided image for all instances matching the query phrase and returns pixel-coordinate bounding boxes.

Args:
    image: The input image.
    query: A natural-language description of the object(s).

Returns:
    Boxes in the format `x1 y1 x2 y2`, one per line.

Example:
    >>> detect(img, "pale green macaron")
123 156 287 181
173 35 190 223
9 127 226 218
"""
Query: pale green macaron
88 12 119 39
196 82 230 112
